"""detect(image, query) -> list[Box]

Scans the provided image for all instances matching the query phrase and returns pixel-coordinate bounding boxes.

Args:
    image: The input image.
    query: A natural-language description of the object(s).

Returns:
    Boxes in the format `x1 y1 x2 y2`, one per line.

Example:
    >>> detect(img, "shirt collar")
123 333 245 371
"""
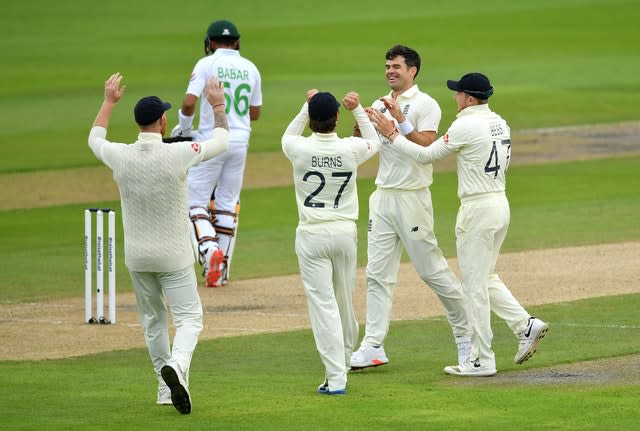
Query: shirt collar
313 132 338 140
213 48 240 57
388 84 419 100
136 132 164 143
456 104 490 118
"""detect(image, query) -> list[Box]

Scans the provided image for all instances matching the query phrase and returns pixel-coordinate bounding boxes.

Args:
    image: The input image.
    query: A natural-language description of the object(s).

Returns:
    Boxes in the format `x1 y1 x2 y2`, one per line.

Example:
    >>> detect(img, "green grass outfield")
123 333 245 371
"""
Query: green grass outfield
1 294 639 431
1 0 639 172
1 0 639 429
0 156 639 302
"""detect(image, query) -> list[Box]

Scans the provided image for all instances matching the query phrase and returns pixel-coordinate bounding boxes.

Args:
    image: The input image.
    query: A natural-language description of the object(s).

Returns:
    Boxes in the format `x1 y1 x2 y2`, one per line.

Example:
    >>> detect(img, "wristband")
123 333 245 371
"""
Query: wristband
386 128 399 141
178 109 194 130
398 120 414 136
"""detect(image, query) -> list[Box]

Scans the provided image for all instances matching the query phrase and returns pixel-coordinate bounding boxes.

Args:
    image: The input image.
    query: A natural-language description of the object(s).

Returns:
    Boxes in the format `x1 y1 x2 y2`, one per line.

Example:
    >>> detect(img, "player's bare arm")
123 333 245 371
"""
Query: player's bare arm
204 77 229 131
250 106 261 121
379 96 435 147
180 94 199 116
93 73 126 128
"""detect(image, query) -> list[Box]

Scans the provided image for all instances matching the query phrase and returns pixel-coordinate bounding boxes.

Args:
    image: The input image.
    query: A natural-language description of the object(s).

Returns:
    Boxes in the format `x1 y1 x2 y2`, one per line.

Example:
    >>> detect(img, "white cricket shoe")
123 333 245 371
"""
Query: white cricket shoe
515 317 549 364
161 362 191 414
444 359 497 377
350 345 389 370
156 381 172 405
317 380 346 395
455 336 472 366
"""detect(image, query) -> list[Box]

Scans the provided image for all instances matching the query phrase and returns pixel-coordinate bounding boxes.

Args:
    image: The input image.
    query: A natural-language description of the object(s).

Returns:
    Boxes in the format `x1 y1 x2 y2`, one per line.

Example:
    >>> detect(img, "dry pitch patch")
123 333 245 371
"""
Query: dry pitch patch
2 241 639 365
446 354 640 386
1 122 639 385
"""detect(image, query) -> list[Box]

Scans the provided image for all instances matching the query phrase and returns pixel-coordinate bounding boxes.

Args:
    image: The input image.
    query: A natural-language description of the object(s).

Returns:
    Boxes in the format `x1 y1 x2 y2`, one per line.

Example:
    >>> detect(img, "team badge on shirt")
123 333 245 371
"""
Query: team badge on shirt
443 133 449 144
191 143 201 153
190 72 196 82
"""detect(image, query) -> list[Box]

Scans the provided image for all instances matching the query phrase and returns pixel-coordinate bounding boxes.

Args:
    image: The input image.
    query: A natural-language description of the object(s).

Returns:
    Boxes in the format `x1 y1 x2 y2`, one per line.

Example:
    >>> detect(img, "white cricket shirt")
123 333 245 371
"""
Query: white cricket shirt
187 48 262 144
282 104 380 225
373 85 441 190
392 104 511 200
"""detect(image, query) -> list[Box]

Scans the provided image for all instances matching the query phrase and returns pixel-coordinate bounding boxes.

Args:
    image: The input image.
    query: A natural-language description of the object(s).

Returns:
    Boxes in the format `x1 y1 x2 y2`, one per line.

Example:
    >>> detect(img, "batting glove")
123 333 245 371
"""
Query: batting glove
171 125 194 139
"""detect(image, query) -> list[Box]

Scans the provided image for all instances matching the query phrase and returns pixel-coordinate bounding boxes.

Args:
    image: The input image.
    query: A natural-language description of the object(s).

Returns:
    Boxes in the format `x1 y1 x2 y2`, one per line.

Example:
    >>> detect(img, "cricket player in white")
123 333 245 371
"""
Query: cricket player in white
88 73 229 412
173 19 262 287
373 72 549 376
351 45 472 370
282 90 379 394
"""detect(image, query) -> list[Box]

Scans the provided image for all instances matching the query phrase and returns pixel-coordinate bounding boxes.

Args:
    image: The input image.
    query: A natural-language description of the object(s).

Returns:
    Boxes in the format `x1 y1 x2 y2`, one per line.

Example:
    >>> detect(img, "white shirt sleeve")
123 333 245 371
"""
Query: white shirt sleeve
351 105 380 164
175 127 229 169
281 102 309 157
200 128 229 160
392 133 455 164
88 126 120 169
415 98 441 133
88 126 107 159
185 59 207 97
250 64 262 107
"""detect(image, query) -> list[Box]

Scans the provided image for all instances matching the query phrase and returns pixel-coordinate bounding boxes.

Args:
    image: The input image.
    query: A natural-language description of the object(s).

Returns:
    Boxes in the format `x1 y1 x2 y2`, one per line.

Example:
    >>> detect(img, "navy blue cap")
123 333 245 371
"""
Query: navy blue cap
447 72 494 100
308 92 340 121
134 96 171 126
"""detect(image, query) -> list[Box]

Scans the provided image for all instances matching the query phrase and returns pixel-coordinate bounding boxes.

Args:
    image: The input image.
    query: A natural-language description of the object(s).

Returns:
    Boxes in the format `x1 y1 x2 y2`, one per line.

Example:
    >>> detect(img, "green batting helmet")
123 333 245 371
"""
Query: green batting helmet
207 20 240 39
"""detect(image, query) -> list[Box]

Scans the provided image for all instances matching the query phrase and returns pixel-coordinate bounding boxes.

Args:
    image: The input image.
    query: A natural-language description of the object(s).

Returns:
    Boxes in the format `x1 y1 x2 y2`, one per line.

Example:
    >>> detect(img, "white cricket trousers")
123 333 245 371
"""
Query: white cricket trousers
129 266 203 382
187 142 248 210
364 188 470 347
295 220 359 391
455 192 529 368
187 143 248 255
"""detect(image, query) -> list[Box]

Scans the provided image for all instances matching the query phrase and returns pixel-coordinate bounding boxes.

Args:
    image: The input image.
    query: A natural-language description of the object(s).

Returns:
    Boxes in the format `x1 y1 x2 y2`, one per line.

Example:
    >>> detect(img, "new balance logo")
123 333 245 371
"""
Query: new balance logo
403 104 410 115
368 219 373 232
411 226 419 232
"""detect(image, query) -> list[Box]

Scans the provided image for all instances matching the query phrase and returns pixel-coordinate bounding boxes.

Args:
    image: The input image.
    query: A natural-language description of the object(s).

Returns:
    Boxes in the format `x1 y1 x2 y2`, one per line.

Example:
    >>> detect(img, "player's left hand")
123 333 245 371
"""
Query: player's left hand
379 96 403 122
368 108 395 137
104 73 126 104
306 89 319 103
342 92 360 111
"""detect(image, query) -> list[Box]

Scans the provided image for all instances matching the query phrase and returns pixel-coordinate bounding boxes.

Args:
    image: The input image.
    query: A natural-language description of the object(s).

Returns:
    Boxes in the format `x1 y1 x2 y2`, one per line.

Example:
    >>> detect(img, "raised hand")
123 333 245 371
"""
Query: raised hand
342 92 360 111
104 73 126 104
306 89 319 103
205 76 226 108
379 96 403 122
368 108 396 138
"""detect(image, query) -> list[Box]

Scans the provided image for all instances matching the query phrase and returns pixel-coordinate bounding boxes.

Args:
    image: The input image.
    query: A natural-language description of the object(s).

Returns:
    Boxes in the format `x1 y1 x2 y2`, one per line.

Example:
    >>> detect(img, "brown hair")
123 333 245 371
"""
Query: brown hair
309 117 337 133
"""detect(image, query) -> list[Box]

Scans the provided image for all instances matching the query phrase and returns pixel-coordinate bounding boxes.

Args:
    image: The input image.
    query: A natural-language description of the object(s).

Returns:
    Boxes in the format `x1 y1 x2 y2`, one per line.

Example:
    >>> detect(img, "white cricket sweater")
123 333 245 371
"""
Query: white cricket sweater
391 104 511 200
88 127 228 271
